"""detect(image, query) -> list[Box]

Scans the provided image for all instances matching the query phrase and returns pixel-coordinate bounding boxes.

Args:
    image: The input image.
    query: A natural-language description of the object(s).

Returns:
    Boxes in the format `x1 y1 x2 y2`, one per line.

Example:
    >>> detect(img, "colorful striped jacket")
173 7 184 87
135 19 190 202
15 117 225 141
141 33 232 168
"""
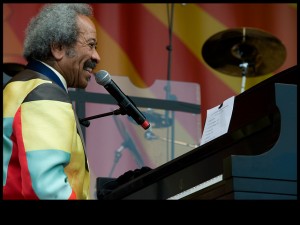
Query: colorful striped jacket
3 61 90 199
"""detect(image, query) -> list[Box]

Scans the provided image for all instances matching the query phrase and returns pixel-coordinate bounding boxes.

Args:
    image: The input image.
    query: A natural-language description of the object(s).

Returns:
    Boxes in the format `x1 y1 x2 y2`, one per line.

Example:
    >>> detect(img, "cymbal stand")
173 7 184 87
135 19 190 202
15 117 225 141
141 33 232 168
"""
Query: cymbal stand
108 128 144 178
109 114 145 177
239 62 249 93
108 145 125 178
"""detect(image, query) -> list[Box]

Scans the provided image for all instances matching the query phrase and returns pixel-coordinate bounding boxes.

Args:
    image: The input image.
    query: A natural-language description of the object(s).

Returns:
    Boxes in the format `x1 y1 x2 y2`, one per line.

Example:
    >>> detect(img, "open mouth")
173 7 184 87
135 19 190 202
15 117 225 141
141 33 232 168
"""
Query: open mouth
84 68 93 82
84 67 93 73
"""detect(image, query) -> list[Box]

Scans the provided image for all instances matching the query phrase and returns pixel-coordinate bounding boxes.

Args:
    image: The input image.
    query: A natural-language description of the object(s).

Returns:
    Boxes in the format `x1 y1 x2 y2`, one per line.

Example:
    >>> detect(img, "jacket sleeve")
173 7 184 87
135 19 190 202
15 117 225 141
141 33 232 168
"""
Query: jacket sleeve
18 85 78 199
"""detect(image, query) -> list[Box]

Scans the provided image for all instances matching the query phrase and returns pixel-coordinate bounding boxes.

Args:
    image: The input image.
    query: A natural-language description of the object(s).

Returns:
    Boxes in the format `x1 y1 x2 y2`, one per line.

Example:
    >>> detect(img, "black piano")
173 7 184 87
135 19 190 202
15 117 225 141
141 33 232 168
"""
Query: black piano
98 65 298 200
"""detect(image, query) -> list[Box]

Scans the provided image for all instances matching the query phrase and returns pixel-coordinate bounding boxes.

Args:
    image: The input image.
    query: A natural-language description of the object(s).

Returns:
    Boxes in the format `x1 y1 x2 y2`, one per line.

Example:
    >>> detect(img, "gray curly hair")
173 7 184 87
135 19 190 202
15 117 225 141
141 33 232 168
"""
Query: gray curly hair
23 3 93 61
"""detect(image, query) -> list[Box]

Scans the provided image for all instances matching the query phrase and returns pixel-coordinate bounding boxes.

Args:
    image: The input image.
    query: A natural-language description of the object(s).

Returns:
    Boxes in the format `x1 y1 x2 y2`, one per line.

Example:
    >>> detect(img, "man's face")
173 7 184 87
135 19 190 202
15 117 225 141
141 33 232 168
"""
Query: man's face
60 14 100 89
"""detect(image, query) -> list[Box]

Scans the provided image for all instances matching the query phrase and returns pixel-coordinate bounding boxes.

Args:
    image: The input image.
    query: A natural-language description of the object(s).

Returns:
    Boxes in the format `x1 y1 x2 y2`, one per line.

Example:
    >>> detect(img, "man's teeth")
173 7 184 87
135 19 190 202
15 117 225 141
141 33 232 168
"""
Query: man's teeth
84 68 93 72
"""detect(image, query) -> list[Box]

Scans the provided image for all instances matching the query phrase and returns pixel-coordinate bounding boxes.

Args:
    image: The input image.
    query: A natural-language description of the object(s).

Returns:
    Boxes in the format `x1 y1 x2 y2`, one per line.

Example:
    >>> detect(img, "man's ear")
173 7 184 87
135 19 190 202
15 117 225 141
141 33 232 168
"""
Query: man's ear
51 43 64 60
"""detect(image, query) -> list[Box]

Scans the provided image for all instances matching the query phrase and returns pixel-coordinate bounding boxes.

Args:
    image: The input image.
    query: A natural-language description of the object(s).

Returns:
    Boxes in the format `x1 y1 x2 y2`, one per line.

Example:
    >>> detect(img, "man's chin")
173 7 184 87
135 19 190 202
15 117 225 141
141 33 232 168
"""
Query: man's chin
76 82 88 89
80 84 88 89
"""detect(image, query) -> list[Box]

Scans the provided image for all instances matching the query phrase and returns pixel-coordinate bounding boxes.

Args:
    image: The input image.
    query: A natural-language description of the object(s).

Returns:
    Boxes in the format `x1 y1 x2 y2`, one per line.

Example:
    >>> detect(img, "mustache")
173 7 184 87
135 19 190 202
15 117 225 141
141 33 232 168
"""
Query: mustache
84 60 97 70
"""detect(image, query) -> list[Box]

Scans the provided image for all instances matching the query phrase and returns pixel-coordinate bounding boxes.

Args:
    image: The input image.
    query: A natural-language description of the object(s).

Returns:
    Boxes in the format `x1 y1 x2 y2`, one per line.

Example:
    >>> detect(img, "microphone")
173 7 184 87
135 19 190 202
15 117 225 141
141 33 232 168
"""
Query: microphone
95 70 150 130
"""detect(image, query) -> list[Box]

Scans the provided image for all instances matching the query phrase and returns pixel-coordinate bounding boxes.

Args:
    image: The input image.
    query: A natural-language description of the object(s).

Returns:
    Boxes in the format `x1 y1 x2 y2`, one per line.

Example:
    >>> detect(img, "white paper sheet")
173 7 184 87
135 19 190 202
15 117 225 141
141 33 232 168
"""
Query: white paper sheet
200 96 235 146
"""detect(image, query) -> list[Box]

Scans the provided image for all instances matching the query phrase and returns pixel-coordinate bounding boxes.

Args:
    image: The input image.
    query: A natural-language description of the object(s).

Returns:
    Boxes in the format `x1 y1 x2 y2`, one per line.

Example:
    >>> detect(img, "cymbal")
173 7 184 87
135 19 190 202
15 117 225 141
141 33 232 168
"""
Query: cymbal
202 27 286 76
3 62 26 77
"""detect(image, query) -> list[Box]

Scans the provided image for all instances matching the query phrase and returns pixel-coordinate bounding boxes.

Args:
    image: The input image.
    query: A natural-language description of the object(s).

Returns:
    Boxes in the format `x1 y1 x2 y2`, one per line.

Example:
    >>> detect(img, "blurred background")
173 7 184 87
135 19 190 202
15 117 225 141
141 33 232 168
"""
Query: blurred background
3 3 297 198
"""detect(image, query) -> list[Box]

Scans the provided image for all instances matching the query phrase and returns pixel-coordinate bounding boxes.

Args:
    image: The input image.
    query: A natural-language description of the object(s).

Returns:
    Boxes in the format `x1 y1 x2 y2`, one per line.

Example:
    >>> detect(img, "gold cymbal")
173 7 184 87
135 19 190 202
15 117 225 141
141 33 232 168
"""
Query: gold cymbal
202 27 286 76
3 62 26 77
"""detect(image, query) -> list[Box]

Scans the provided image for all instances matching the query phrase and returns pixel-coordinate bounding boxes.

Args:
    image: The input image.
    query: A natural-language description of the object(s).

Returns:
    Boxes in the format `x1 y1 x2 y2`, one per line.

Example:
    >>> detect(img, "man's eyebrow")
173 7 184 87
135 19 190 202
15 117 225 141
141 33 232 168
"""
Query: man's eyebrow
86 37 97 43
79 32 97 42
91 38 97 42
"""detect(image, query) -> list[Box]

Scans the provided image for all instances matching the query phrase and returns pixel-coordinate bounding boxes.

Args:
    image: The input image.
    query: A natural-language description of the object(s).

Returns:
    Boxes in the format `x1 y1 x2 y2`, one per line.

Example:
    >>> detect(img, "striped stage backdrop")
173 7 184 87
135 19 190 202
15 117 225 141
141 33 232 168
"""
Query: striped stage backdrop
3 3 297 198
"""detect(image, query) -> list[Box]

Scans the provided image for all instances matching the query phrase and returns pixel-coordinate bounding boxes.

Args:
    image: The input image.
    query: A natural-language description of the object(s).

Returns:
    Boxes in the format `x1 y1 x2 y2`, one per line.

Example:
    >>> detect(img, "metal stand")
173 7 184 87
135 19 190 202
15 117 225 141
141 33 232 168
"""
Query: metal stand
109 115 145 177
108 145 125 178
165 3 176 160
79 108 125 127
239 62 249 93
79 109 145 177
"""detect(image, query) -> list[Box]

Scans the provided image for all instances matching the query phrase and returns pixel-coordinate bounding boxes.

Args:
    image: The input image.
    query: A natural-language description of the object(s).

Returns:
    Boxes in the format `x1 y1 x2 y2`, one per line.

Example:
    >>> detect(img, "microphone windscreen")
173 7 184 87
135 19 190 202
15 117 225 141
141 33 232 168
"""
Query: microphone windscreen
95 70 111 86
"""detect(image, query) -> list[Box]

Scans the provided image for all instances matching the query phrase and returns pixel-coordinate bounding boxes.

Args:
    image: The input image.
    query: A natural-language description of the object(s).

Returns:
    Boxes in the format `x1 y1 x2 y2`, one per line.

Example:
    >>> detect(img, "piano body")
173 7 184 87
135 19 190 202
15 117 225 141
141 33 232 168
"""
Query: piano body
99 66 298 200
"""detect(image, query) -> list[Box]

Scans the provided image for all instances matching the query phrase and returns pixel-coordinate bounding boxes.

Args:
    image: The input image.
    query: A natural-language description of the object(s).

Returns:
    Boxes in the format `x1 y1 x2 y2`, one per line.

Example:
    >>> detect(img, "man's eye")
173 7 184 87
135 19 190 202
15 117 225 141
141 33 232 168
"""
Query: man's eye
89 43 97 49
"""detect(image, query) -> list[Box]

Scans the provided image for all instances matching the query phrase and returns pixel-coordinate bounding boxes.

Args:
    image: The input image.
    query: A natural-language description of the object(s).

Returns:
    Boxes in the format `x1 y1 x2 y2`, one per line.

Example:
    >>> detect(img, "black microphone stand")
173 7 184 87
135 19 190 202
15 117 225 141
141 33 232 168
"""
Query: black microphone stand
165 3 177 161
79 108 145 178
79 108 125 127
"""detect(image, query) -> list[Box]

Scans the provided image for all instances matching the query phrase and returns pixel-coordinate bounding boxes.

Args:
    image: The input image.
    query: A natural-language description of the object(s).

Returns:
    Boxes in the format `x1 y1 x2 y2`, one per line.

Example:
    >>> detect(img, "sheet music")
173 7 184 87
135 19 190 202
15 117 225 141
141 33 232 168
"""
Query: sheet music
200 96 235 146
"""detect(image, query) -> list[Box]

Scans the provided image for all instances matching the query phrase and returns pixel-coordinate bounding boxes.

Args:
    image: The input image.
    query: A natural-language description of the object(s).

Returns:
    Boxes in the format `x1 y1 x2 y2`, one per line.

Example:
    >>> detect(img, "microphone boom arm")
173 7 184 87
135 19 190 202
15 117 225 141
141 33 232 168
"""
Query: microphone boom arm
79 108 126 127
